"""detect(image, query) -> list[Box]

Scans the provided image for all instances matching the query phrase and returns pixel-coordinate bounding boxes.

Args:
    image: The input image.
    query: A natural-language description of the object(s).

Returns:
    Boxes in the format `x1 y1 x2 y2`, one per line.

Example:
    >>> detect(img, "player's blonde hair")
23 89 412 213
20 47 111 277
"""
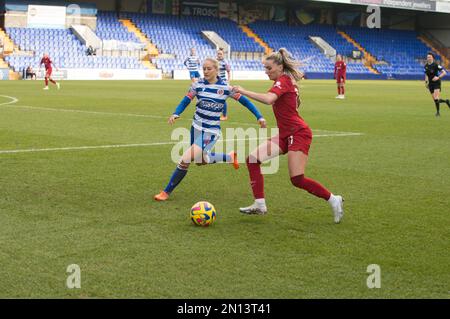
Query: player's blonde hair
265 48 304 81
203 57 219 71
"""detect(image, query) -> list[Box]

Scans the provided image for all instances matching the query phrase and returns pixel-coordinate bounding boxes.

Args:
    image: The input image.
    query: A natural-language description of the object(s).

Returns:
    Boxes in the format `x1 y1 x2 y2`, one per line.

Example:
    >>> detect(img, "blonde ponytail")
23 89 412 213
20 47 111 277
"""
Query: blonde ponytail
266 48 304 81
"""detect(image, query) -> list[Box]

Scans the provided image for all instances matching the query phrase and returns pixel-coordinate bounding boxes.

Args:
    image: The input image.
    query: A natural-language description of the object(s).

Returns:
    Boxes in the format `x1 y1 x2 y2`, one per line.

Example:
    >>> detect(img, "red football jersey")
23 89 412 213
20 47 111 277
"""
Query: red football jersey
334 61 346 77
269 74 309 136
41 57 52 70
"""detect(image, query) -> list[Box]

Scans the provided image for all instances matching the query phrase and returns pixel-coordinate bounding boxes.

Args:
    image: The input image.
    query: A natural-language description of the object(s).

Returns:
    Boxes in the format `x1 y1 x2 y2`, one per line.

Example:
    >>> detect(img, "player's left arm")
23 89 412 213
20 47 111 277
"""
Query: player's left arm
438 67 446 79
226 64 231 81
433 65 446 81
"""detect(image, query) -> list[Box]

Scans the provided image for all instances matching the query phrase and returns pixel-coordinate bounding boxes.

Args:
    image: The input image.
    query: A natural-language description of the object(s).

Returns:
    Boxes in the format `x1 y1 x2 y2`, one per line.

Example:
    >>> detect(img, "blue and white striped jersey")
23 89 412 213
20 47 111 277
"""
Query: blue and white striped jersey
187 77 241 134
184 55 201 71
218 59 230 81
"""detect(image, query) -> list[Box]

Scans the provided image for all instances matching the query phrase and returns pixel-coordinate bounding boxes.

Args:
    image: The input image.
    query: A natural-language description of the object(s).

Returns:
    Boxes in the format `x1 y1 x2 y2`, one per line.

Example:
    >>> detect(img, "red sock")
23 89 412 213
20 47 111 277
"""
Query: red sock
290 175 331 200
45 78 48 86
337 86 340 94
341 86 345 95
246 156 264 199
49 79 56 85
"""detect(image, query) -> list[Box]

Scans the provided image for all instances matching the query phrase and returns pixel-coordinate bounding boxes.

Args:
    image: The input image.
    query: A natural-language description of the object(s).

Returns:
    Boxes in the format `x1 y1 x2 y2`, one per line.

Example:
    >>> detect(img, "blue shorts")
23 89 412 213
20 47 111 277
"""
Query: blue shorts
189 71 201 79
190 126 219 152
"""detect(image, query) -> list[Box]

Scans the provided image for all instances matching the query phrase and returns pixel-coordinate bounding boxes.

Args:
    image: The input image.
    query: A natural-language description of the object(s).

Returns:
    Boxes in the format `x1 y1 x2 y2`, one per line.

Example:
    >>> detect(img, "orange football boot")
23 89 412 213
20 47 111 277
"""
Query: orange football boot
154 190 169 201
229 151 239 170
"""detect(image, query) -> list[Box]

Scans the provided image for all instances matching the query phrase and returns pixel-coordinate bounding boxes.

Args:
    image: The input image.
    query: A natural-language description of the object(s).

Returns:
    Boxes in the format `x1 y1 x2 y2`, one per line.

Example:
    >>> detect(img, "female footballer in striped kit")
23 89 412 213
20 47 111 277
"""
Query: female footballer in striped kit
154 58 266 201
217 48 231 120
184 48 201 83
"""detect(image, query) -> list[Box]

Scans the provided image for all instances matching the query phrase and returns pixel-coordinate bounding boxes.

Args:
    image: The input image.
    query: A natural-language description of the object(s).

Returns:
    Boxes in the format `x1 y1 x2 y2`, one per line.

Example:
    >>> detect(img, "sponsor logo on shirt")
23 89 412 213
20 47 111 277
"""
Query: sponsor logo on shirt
202 99 223 111
274 81 282 89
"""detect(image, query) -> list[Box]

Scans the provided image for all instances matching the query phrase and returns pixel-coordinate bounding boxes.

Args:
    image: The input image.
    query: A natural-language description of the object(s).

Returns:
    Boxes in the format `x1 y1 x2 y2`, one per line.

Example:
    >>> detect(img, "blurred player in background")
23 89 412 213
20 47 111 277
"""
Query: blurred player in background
184 47 201 83
424 52 449 117
232 48 344 223
334 54 346 99
39 53 60 90
154 58 266 201
217 48 231 121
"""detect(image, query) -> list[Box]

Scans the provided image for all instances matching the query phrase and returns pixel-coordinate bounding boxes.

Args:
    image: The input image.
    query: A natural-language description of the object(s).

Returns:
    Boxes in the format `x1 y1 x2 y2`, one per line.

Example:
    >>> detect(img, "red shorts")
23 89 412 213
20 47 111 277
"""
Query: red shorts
336 75 345 84
46 68 52 77
270 127 312 155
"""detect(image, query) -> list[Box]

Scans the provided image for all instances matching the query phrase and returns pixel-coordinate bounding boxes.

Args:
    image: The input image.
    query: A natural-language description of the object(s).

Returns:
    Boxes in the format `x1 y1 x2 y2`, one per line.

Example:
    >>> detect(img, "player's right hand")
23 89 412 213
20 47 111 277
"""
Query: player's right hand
258 118 267 128
231 85 243 94
168 114 179 125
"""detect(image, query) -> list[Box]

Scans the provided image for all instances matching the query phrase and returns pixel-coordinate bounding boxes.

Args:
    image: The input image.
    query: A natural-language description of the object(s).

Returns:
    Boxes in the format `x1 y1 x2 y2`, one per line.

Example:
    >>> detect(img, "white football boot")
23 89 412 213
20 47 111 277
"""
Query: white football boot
239 202 267 215
329 195 344 223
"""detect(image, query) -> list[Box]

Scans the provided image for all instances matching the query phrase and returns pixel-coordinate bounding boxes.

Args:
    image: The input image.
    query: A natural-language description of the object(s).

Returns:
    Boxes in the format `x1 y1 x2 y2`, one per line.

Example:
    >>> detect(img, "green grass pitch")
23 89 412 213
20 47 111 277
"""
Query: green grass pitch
0 79 449 298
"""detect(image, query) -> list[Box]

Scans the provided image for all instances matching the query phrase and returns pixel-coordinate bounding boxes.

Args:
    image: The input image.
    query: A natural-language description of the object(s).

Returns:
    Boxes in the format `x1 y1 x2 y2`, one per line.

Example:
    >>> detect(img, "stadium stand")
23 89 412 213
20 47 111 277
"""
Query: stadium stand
0 3 445 80
4 27 146 73
124 13 265 74
96 11 141 44
249 21 370 75
341 26 441 77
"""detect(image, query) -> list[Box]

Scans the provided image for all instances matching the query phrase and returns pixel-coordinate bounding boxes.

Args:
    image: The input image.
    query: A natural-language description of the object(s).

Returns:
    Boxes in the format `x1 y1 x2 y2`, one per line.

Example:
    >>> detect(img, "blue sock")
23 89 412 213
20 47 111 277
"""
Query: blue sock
164 165 188 194
207 152 231 164
222 102 227 117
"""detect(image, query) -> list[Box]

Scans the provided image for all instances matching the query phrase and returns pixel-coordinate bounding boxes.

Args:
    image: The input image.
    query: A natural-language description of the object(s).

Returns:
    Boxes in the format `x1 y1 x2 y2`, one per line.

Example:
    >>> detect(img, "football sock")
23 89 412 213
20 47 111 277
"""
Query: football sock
205 152 231 164
50 79 56 85
255 198 266 207
434 99 440 114
222 102 228 117
290 175 331 201
341 87 345 95
337 87 341 95
246 156 264 199
164 164 188 194
45 78 48 86
438 99 449 108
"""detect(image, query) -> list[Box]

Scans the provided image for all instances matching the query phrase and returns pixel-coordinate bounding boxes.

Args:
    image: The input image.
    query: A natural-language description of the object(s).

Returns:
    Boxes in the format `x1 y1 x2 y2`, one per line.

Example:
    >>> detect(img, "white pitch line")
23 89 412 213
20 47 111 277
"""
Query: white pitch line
1 103 362 134
0 133 363 155
0 95 363 134
0 95 364 155
0 95 19 106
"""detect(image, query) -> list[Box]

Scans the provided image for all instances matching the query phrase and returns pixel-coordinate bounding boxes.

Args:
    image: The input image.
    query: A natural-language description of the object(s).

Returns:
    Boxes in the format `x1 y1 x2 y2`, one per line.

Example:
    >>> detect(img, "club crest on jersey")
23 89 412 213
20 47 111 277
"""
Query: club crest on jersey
217 89 224 95
274 81 282 89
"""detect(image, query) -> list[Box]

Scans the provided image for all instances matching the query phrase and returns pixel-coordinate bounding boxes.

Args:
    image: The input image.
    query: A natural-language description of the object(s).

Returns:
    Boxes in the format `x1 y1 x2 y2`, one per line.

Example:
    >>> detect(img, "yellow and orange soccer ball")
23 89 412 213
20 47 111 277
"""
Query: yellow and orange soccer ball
190 201 216 227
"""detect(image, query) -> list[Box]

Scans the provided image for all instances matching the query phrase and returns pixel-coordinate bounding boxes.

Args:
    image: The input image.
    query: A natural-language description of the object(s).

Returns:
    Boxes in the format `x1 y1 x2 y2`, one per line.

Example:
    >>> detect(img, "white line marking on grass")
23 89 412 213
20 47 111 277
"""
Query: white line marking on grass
2 103 363 134
0 96 363 155
0 95 19 106
0 133 363 155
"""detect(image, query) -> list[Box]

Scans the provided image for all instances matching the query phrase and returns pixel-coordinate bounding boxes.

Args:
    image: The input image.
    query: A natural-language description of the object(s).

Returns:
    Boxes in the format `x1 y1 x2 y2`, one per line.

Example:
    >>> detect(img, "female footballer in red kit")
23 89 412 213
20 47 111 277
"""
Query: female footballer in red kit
232 48 344 223
334 54 346 99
